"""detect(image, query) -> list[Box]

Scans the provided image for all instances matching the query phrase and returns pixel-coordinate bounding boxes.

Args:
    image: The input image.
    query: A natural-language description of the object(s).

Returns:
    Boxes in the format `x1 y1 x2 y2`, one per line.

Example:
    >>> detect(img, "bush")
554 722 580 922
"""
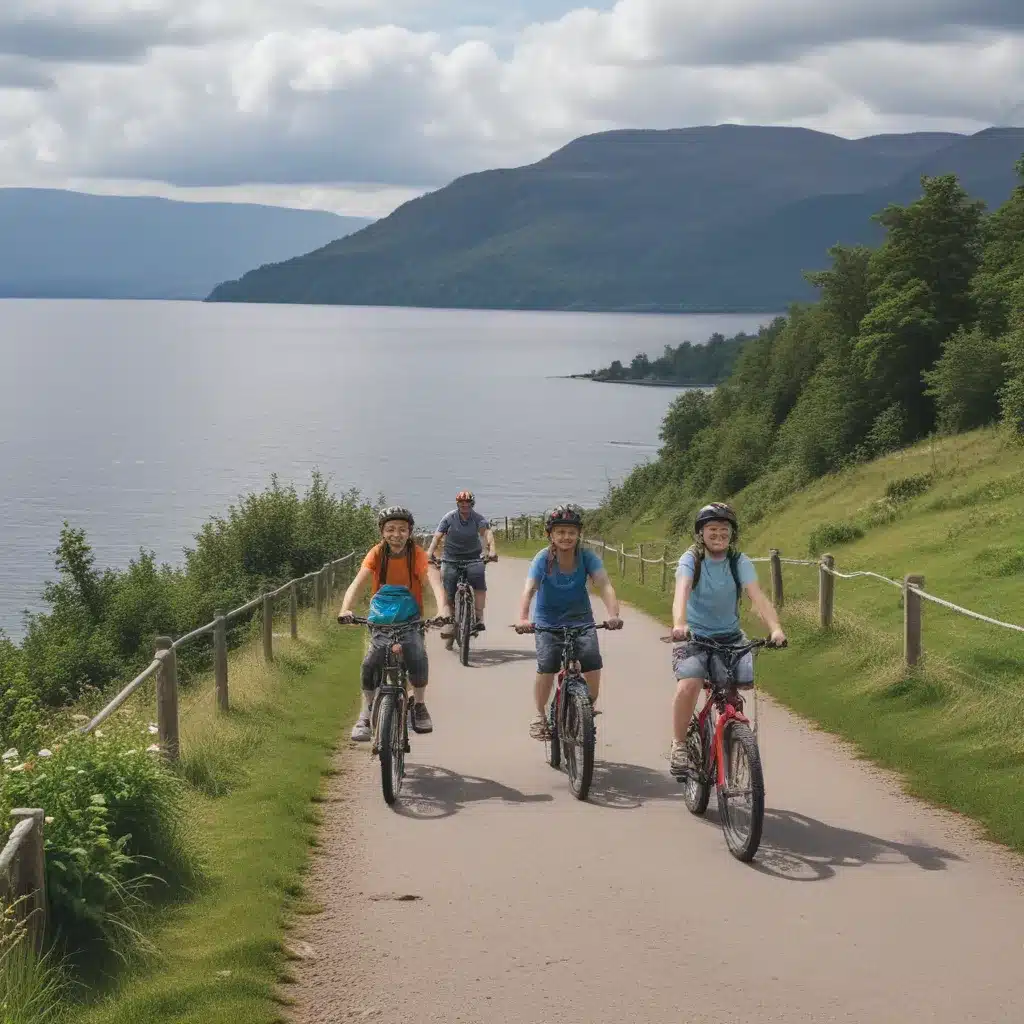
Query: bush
807 521 864 557
922 326 1005 434
0 731 197 964
884 473 934 503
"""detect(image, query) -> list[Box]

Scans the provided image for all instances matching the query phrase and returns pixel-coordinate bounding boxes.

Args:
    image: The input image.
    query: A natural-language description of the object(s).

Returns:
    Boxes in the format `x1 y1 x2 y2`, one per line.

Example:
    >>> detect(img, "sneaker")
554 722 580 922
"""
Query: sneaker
670 739 693 774
411 703 434 734
529 712 551 741
440 623 455 640
350 715 371 742
472 621 485 635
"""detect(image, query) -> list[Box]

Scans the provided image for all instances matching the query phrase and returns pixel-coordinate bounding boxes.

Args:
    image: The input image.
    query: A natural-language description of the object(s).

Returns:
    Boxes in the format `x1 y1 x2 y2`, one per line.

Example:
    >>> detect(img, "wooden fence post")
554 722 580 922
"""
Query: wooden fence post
8 808 46 952
322 564 330 615
769 549 784 609
638 544 645 585
904 573 925 667
213 610 229 713
289 583 299 640
314 570 323 616
155 637 180 761
262 594 274 662
526 517 531 541
818 554 835 630
661 545 669 591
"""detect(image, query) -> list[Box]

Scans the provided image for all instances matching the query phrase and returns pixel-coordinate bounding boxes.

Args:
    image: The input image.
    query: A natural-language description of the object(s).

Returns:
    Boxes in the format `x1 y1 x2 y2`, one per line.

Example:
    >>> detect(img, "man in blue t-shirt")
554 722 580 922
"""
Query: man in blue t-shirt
427 490 496 642
669 502 786 772
516 504 622 740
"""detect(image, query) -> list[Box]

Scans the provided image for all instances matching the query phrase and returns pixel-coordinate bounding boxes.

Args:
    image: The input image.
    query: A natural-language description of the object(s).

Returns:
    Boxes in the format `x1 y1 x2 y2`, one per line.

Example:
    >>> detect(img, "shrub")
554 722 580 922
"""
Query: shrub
884 473 934 503
0 731 198 964
807 521 864 557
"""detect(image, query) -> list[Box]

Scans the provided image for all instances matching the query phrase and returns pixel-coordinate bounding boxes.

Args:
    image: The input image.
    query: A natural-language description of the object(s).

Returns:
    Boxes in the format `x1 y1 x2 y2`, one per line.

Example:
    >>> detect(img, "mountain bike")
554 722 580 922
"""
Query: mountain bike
434 555 498 666
339 616 447 806
664 634 785 862
515 622 618 801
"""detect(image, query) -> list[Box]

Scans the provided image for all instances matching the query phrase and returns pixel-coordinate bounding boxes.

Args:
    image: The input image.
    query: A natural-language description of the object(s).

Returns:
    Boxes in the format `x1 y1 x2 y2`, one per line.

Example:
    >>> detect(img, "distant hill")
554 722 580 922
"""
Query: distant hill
207 125 1024 313
0 189 370 299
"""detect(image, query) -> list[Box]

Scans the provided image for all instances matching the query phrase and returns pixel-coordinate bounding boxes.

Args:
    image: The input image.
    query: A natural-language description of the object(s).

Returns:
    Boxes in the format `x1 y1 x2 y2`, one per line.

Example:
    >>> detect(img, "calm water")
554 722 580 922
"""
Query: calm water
0 300 777 636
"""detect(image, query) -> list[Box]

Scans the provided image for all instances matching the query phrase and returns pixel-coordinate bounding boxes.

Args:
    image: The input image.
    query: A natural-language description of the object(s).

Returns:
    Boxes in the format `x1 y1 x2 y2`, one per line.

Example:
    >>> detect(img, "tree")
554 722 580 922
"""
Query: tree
922 326 1005 434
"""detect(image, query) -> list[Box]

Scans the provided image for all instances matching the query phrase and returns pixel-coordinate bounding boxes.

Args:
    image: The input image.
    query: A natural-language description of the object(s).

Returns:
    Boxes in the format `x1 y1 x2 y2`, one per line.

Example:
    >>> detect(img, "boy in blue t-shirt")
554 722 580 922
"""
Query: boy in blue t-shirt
670 502 786 772
516 504 623 740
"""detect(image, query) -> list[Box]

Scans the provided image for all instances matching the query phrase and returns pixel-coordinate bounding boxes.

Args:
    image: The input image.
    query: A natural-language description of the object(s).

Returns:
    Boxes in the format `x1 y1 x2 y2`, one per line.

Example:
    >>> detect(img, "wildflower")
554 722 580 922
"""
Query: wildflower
1 749 18 762
44 817 54 825
95 729 104 738
37 749 53 758
147 724 159 735
8 764 26 773
146 744 161 753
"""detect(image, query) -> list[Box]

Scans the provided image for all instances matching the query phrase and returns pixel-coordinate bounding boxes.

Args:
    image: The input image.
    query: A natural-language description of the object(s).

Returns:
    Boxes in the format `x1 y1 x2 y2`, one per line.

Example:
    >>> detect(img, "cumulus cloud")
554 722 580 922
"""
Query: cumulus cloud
0 0 1022 215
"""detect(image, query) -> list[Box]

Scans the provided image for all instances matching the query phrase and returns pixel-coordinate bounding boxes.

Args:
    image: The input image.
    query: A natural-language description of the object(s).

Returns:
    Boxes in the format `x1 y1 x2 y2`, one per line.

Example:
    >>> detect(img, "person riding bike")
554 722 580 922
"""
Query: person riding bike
338 506 451 742
427 490 496 646
517 504 623 740
669 502 786 772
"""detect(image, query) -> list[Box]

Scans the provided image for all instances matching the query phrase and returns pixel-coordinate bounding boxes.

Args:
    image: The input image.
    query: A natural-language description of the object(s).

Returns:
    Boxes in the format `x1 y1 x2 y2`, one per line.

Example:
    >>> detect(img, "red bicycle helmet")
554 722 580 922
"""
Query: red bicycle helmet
455 490 475 505
545 504 584 533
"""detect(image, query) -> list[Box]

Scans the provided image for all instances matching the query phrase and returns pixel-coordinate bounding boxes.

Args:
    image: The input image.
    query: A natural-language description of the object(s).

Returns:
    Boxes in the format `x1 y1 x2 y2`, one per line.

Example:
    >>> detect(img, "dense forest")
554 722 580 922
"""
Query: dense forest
597 161 1024 534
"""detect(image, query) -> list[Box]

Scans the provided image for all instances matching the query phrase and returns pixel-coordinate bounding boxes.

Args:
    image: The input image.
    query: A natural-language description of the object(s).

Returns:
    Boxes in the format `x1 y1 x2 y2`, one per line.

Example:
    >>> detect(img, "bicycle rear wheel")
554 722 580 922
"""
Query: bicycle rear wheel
562 679 595 801
716 720 764 862
377 694 405 806
458 588 472 666
680 714 712 816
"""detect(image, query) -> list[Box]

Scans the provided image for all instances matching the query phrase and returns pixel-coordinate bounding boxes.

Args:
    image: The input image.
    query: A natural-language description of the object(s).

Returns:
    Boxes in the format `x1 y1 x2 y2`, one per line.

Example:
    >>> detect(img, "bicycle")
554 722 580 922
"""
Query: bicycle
338 615 448 806
434 555 498 667
514 621 618 801
663 633 786 862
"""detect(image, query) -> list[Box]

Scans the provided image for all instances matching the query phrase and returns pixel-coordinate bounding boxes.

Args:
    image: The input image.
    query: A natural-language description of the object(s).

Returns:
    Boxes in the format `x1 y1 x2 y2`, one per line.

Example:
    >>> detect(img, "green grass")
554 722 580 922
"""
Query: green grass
68 609 363 1024
500 427 1024 852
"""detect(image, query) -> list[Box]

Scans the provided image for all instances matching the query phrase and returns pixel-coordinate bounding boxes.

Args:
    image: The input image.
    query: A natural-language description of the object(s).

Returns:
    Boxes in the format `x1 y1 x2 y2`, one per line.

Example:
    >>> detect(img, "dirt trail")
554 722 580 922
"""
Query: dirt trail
290 558 1024 1023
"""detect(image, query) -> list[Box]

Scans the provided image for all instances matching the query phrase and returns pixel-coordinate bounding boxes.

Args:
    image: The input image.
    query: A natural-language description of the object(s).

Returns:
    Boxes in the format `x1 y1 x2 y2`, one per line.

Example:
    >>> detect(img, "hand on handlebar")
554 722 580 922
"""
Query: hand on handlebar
604 616 624 630
671 625 691 642
485 554 498 563
337 610 355 625
767 629 788 648
514 619 535 634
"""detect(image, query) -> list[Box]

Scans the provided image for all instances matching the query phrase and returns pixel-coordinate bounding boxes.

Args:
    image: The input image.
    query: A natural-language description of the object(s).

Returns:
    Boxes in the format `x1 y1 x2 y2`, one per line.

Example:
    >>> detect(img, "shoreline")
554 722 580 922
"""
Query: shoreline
559 374 712 388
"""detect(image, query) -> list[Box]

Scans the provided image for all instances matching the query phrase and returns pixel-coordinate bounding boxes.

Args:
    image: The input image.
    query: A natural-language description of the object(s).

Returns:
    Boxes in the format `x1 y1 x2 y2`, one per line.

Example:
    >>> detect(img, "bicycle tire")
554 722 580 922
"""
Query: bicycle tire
458 588 472 666
681 714 712 816
562 680 595 801
546 696 560 769
716 720 765 862
377 694 403 806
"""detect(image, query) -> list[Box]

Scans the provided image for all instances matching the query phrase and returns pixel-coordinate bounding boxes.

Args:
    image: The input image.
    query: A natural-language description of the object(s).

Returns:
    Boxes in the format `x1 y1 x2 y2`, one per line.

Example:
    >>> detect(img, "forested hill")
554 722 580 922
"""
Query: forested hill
208 125 1024 312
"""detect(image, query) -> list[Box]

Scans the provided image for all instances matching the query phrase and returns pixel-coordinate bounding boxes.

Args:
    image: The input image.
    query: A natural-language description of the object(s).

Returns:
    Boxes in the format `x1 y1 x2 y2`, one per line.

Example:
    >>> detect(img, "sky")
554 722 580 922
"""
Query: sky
1 1 1023 217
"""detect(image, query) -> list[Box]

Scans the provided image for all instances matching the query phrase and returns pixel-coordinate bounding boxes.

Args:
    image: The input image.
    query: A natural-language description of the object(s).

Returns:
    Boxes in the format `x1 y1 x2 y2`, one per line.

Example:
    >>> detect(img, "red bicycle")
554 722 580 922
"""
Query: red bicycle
664 634 785 861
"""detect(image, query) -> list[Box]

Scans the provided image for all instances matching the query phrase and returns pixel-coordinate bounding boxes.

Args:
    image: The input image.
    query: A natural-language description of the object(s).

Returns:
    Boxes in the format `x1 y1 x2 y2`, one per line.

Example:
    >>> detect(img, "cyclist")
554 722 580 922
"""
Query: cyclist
426 490 496 645
669 502 786 772
516 504 623 740
338 506 451 742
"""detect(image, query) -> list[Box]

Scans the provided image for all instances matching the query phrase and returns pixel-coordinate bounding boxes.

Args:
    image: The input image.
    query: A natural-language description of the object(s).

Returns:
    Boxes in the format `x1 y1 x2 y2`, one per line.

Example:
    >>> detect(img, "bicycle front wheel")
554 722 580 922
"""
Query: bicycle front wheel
377 694 405 806
562 680 595 801
458 589 472 666
680 714 712 816
716 720 765 862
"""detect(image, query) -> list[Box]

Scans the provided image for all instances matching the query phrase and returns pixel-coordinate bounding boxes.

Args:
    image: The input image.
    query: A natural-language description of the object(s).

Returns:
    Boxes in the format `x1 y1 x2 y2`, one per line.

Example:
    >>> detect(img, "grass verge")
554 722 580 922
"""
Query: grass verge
68 608 362 1024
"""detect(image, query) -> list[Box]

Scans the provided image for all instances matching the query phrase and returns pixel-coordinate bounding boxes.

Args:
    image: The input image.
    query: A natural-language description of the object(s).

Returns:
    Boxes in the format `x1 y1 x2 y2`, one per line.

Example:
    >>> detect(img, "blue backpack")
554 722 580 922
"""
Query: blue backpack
367 584 420 625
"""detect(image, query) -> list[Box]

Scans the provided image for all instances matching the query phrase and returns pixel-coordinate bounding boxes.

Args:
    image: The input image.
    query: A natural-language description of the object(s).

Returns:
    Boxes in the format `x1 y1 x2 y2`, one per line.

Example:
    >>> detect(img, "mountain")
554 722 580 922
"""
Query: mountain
207 125 1024 313
0 189 370 299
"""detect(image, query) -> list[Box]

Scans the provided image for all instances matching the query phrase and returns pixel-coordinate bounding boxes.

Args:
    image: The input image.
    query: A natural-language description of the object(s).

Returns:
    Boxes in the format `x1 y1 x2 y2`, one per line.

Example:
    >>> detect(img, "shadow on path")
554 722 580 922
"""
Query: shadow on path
395 764 553 819
587 760 685 809
463 647 537 668
751 808 963 882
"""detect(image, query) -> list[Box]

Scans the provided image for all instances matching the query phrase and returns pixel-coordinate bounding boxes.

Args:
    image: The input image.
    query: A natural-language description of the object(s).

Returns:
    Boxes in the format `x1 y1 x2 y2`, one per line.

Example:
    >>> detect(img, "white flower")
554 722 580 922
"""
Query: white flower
2 749 18 762
37 749 53 758
44 817 54 825
147 725 159 735
95 729 104 738
146 744 161 753
8 763 26 773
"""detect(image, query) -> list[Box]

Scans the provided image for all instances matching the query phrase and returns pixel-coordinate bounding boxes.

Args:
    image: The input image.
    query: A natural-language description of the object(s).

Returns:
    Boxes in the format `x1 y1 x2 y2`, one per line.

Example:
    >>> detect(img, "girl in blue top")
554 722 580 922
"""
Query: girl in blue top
517 504 622 740
669 502 786 772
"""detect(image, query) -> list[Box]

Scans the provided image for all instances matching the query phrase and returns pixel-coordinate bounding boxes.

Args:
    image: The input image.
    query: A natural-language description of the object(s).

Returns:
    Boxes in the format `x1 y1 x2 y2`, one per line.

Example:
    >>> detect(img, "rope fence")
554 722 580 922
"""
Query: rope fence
493 515 1024 668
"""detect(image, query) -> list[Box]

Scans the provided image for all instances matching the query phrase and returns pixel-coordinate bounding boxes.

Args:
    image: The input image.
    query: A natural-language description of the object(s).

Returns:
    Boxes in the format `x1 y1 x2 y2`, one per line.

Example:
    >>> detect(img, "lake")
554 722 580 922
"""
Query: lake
0 300 778 636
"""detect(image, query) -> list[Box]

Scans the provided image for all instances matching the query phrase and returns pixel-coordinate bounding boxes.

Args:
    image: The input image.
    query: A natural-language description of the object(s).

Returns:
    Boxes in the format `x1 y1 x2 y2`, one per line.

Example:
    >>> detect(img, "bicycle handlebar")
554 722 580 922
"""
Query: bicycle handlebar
338 615 450 629
658 633 787 652
431 555 498 566
512 621 621 635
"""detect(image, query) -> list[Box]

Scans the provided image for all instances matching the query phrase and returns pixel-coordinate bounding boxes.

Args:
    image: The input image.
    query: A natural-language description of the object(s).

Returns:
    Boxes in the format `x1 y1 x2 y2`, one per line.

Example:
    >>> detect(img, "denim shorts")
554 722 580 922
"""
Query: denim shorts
441 560 487 605
536 626 603 674
361 629 429 690
673 631 754 688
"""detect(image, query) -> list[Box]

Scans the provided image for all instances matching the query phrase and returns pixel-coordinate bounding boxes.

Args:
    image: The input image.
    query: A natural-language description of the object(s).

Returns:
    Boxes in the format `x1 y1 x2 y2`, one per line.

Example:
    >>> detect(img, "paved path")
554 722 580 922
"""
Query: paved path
291 558 1024 1023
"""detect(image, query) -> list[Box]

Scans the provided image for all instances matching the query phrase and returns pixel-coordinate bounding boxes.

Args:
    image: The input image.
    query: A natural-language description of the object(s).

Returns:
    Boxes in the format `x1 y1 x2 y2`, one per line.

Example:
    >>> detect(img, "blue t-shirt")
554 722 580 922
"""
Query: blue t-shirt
528 547 604 627
436 508 489 561
676 549 757 636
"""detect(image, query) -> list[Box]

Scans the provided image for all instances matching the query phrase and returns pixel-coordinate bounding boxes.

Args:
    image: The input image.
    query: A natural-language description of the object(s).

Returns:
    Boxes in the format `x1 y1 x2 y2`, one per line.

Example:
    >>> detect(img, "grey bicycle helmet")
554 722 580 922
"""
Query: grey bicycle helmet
545 503 584 533
378 505 415 531
694 502 738 536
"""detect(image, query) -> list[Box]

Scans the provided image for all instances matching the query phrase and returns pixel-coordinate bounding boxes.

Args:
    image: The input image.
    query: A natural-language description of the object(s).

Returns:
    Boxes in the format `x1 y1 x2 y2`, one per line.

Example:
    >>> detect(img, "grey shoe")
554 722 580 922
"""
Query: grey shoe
350 715 371 742
670 739 693 773
529 712 551 741
411 702 433 734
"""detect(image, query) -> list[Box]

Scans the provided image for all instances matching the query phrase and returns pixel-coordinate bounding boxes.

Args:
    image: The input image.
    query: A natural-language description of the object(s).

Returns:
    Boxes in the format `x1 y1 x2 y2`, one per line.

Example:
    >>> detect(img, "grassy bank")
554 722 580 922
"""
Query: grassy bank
67 609 362 1023
500 429 1024 852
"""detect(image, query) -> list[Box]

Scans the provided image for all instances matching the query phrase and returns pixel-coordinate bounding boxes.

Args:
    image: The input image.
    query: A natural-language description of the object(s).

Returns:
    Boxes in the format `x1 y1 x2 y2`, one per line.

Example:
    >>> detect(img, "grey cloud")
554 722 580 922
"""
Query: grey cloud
0 54 53 88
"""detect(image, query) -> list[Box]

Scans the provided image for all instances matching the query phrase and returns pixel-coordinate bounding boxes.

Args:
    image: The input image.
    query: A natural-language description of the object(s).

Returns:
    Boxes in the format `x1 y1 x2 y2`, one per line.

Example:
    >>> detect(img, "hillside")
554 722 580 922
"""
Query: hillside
0 189 370 299
207 125 1024 312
